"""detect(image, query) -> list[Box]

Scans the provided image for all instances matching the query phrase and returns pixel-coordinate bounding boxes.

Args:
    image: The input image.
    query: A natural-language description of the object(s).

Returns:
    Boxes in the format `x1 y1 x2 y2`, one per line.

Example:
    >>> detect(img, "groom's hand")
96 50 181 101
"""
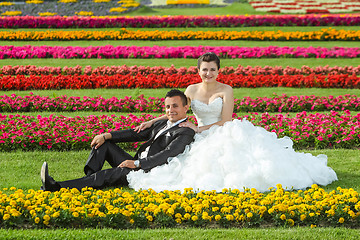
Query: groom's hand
118 160 137 169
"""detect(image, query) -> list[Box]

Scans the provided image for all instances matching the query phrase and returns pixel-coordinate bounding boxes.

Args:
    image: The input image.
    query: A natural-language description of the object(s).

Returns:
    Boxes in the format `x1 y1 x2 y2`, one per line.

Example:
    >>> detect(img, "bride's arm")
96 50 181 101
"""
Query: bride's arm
180 86 234 133
134 114 167 132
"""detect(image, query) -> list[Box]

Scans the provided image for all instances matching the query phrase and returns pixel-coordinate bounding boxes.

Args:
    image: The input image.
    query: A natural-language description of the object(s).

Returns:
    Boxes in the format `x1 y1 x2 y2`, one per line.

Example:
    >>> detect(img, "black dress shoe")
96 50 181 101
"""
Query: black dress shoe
40 162 60 191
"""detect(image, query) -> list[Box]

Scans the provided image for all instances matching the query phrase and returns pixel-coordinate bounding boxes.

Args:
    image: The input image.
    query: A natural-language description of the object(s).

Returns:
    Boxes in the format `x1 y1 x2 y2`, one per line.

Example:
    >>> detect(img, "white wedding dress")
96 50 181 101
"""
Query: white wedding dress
127 97 337 192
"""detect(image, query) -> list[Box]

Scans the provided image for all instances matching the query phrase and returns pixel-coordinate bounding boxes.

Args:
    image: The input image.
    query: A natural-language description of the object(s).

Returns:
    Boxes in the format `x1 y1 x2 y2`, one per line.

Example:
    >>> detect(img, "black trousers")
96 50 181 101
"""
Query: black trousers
58 142 134 190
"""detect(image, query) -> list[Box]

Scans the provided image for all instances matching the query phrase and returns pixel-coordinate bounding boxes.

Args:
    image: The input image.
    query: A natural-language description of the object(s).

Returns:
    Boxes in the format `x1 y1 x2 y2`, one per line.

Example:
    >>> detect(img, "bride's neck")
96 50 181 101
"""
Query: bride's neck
200 82 218 92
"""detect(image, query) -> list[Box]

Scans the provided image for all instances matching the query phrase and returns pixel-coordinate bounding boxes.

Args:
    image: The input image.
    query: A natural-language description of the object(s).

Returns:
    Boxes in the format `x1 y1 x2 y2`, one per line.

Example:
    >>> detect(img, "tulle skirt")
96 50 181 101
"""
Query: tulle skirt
127 119 337 192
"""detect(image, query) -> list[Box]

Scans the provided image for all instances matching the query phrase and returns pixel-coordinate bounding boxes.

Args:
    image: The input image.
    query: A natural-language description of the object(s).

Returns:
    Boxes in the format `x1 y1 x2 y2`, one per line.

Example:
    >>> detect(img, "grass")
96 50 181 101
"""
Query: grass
1 39 359 48
1 227 360 239
1 58 359 69
0 149 358 192
121 3 279 16
2 88 360 99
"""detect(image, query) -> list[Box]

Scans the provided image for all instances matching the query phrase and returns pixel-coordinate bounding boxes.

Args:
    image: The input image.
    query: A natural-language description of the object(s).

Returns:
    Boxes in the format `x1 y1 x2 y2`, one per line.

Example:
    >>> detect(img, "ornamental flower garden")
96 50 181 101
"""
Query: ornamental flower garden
1 0 360 230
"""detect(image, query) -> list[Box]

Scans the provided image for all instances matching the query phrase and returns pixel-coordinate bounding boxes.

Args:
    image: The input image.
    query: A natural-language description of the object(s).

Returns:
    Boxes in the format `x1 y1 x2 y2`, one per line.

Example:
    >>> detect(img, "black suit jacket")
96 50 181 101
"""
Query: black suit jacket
110 119 195 172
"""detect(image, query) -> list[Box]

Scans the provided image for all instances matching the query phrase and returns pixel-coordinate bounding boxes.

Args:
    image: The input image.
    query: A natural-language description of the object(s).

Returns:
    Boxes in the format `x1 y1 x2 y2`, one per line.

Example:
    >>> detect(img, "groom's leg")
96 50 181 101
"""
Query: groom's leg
59 166 132 191
84 141 134 176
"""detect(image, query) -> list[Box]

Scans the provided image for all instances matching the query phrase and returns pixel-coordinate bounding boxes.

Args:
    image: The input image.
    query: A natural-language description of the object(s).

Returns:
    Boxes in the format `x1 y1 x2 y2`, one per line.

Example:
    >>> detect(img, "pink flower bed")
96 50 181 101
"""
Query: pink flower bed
0 14 359 28
0 46 360 59
1 64 360 76
1 94 360 113
0 111 359 151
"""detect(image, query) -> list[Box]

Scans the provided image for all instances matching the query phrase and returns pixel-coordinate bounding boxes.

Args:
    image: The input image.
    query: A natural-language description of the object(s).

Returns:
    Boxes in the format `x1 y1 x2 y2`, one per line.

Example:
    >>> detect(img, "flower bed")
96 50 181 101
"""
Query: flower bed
249 0 360 14
0 0 140 16
1 28 360 41
0 14 360 28
1 185 359 228
1 64 359 76
0 45 360 59
1 73 359 90
1 94 360 113
0 111 359 151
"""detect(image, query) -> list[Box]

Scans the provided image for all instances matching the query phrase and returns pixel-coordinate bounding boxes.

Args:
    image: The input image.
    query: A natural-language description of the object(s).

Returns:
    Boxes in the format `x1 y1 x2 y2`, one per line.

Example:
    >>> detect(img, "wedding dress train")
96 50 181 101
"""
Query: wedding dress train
127 97 337 192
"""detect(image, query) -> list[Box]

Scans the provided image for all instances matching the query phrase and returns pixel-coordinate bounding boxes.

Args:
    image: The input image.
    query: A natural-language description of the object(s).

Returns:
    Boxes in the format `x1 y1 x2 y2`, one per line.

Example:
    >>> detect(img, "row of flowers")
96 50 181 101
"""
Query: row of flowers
1 73 359 90
1 94 360 113
1 185 359 228
0 110 359 151
1 64 360 76
0 0 140 16
0 14 359 28
1 45 360 59
1 28 360 41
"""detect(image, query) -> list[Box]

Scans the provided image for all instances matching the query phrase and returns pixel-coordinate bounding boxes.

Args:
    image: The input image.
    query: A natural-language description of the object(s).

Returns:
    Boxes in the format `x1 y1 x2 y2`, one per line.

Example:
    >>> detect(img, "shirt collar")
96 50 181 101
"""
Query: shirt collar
167 118 187 128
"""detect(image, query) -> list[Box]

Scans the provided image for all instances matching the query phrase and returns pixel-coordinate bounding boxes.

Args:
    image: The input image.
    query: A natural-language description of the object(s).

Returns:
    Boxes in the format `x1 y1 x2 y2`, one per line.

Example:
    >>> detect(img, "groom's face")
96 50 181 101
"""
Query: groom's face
165 96 189 123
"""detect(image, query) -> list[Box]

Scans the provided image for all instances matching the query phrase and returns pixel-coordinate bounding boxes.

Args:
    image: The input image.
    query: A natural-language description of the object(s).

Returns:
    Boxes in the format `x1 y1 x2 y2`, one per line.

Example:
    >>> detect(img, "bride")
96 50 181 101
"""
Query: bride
127 52 337 192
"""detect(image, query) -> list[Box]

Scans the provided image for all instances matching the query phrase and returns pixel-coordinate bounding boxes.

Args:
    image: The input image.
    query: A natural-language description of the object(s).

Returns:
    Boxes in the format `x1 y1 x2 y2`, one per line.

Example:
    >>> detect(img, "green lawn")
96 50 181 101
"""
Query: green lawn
2 88 360 99
1 227 360 239
1 149 358 192
1 1 360 237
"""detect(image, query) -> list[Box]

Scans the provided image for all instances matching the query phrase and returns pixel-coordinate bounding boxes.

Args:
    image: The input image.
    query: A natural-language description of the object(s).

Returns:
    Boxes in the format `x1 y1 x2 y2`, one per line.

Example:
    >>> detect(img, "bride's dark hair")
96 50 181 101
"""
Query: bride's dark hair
197 52 220 70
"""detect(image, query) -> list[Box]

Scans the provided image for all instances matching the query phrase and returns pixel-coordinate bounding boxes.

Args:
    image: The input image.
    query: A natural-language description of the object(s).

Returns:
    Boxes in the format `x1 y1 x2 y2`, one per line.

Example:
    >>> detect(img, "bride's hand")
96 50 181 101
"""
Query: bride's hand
134 120 153 133
179 121 198 132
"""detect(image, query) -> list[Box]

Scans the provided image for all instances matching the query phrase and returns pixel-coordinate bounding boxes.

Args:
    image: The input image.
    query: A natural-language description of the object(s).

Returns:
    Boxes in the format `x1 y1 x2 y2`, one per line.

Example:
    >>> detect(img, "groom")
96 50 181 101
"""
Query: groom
41 89 195 191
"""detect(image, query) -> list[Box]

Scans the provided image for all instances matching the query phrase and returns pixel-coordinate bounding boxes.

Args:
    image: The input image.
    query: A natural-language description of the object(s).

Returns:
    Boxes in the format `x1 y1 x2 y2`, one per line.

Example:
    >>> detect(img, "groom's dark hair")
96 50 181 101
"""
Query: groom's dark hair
165 89 188 106
197 52 220 70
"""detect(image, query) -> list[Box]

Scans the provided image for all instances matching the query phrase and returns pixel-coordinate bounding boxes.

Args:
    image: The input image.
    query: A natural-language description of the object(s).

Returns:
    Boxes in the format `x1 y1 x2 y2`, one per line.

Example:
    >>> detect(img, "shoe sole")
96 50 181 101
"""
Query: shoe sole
40 162 48 189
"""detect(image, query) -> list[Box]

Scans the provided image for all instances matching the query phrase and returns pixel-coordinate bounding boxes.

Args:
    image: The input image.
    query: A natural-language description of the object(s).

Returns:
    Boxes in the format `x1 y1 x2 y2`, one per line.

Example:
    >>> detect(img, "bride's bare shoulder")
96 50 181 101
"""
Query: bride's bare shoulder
219 83 233 93
185 84 201 95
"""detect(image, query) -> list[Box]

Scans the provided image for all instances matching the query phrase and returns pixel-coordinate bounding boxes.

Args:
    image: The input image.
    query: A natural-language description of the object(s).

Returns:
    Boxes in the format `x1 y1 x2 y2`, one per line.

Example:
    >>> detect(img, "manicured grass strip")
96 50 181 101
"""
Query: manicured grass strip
1 58 358 69
1 87 359 99
1 227 360 239
0 149 354 191
0 39 359 48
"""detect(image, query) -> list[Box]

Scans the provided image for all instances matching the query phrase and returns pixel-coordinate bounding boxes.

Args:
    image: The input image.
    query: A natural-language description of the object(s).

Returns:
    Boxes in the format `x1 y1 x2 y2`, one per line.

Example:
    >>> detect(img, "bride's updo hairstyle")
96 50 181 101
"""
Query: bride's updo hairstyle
197 52 220 70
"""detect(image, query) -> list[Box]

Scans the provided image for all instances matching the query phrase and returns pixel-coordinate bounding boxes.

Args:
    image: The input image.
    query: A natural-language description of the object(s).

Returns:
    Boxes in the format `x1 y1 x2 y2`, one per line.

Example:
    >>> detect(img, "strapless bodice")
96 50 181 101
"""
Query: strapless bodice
190 97 223 127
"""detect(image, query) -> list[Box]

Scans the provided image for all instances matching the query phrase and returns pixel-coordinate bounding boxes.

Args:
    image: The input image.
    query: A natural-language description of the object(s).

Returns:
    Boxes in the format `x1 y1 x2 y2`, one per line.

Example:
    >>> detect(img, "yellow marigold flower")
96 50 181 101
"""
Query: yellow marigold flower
183 213 191 220
43 215 50 221
276 184 283 189
300 214 306 221
52 212 60 218
280 214 286 220
191 215 198 221
3 214 10 221
34 217 40 224
338 217 345 224
226 215 234 221
311 224 316 228
175 218 181 223
287 219 295 226
309 213 315 217
146 215 153 222
129 219 134 224
175 213 182 219
215 215 221 221
72 212 79 218
247 212 253 218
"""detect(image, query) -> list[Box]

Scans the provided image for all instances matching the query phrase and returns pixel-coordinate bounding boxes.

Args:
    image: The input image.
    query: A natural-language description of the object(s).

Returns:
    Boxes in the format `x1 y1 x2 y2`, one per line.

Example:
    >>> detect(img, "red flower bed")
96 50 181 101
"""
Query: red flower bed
0 73 359 90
